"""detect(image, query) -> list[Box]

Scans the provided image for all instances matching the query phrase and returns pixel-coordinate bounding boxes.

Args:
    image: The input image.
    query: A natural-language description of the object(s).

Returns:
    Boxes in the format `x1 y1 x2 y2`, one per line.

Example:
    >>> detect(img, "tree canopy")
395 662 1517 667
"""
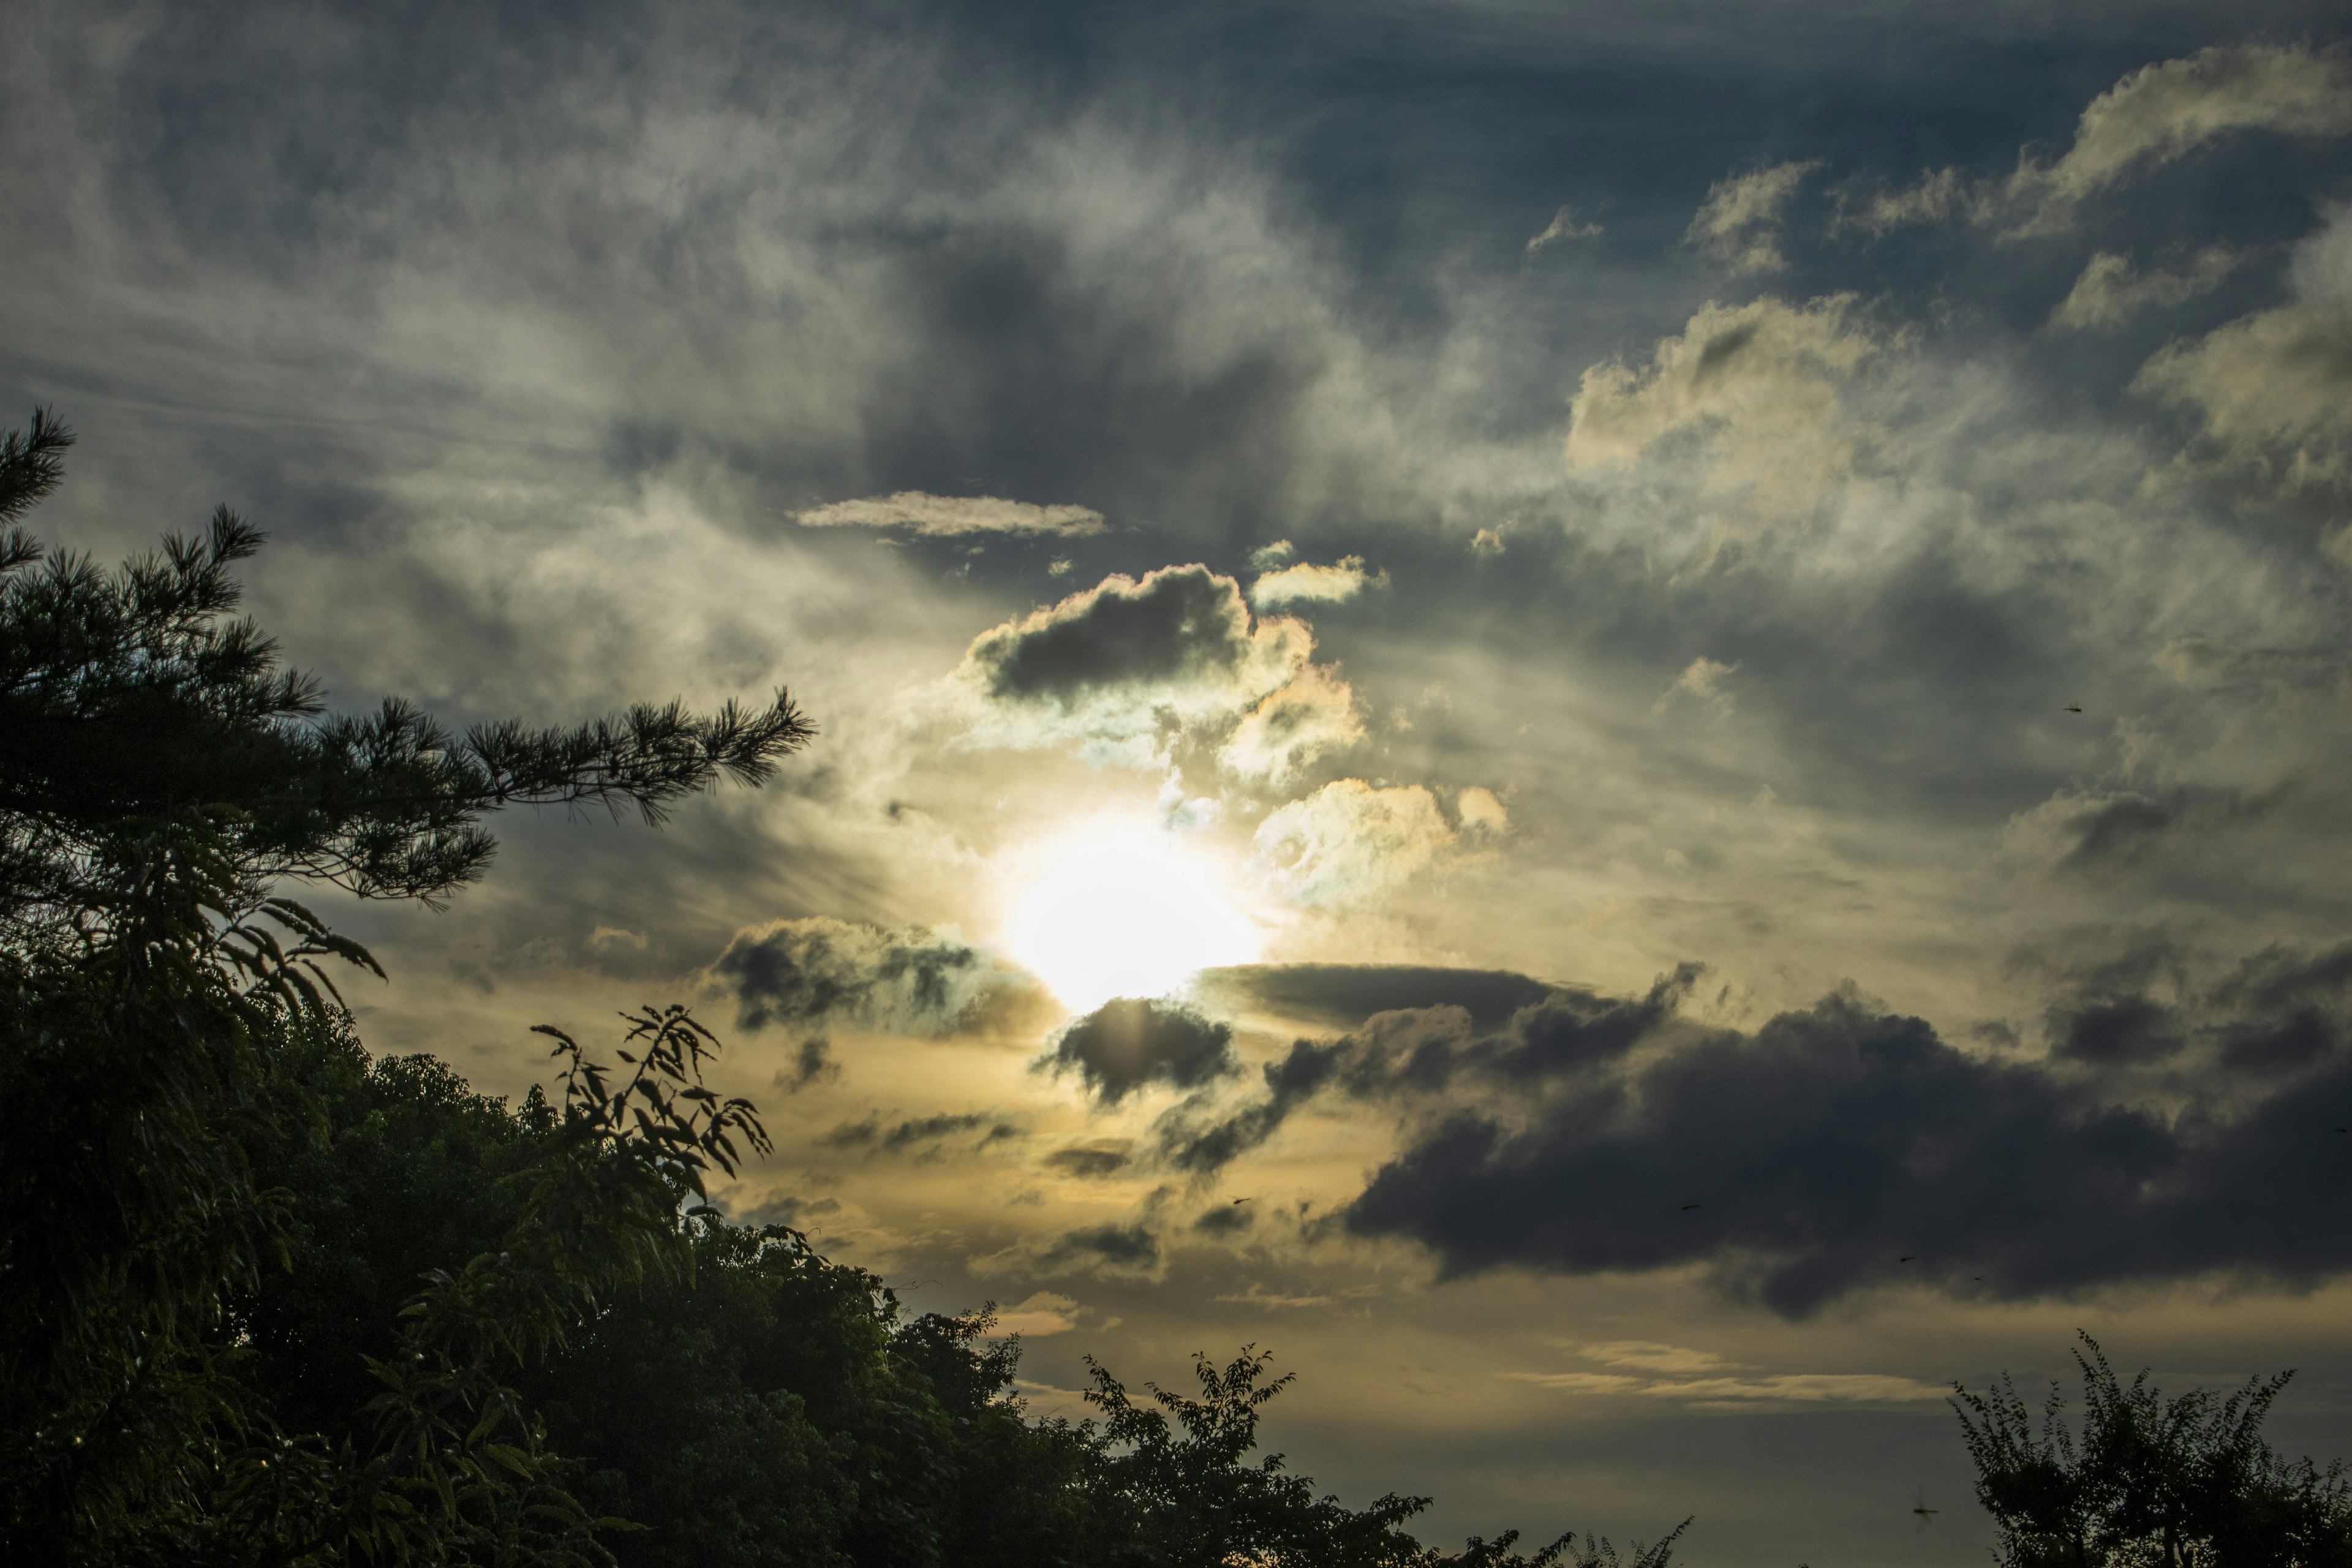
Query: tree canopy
1956 1333 2352 1568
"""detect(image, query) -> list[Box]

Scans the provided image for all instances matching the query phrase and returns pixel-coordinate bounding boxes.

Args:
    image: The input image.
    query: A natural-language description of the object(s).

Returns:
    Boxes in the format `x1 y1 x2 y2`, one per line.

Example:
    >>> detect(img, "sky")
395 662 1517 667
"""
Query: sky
9 1 2352 1560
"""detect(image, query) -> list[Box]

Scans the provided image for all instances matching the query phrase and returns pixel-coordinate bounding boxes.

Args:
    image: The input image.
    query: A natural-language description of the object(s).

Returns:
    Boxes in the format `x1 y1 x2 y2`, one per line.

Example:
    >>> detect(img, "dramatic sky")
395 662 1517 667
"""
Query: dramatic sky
10 2 2352 1559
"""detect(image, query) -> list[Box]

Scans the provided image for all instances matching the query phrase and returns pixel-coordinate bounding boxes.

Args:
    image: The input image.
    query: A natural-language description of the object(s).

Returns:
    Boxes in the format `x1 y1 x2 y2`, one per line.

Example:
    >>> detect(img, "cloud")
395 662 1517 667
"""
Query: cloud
1193 1204 1255 1236
774 1035 840 1093
1654 656 1739 716
1831 166 1994 238
982 1221 1164 1281
1333 963 2352 1316
1565 295 1883 520
1455 786 1509 837
820 1110 1025 1158
1193 962 1557 1031
1247 554 1383 609
1158 967 1700 1172
954 565 1313 757
2133 211 2352 485
2048 249 2240 333
2007 45 2352 236
1253 780 1461 907
1526 204 1603 255
992 1291 1085 1336
794 491 1106 537
1572 1341 1738 1374
1216 664 1365 788
1509 1368 1945 1406
1838 47 2352 240
712 918 1005 1036
1042 1138 1135 1178
1036 996 1239 1106
1684 161 1819 274
2002 786 2275 875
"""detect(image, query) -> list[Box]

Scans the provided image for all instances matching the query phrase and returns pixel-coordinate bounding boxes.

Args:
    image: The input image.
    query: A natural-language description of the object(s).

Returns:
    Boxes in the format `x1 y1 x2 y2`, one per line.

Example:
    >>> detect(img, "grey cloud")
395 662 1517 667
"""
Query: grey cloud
820 1111 1023 1158
1194 962 1558 1031
1038 997 1238 1106
1192 1203 1254 1236
1157 966 1702 1173
1042 1139 1135 1178
1335 962 2352 1316
2048 996 2185 1065
1034 1223 1161 1278
2060 794 2179 869
965 564 1298 707
712 918 1000 1036
774 1035 841 1093
2003 788 2280 876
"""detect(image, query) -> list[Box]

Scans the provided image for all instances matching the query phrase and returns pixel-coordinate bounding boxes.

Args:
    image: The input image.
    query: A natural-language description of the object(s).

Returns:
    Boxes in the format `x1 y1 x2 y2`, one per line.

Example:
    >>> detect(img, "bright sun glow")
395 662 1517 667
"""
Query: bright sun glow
1003 820 1262 1013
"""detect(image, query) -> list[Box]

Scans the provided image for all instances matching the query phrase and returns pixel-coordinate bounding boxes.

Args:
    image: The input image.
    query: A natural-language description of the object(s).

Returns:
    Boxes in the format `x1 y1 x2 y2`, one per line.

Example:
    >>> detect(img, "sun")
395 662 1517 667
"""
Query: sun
1001 818 1262 1013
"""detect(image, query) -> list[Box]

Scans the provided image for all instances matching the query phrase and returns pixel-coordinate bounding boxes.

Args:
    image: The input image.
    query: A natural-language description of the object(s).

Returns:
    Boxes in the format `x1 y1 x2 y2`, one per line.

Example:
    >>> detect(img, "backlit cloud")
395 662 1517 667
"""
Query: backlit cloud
795 492 1107 537
955 565 1312 758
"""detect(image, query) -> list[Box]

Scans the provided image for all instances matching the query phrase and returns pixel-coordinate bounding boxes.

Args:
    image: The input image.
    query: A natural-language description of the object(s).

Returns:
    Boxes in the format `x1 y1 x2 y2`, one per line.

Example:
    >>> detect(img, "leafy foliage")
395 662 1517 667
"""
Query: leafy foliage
1955 1332 2352 1568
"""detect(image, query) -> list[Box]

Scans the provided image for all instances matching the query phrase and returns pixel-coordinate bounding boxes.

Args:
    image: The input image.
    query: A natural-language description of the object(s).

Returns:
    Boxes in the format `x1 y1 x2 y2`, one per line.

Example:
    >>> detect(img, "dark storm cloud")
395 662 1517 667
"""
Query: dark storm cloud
1155 953 2352 1312
1038 997 1239 1106
1196 963 1558 1030
1330 957 2352 1316
2048 997 2185 1065
712 918 1000 1036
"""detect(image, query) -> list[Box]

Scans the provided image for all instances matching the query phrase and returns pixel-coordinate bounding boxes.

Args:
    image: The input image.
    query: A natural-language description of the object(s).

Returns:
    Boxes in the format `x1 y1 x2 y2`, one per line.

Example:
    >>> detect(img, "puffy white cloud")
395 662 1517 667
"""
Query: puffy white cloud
795 491 1107 537
2048 247 2239 333
1684 160 1819 274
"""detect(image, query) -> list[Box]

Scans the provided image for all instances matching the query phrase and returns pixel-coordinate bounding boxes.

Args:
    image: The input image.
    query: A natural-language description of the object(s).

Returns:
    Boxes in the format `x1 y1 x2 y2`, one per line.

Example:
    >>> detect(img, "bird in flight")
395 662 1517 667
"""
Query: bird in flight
2064 703 2082 713
1681 1204 1702 1211
1232 1196 1253 1205
1899 1255 1917 1263
1913 1491 1940 1530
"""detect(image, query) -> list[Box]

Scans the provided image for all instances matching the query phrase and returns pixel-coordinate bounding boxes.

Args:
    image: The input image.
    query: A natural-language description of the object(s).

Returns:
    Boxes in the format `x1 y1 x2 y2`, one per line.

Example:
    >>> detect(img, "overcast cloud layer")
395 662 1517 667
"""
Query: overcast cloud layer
7 2 2352 1561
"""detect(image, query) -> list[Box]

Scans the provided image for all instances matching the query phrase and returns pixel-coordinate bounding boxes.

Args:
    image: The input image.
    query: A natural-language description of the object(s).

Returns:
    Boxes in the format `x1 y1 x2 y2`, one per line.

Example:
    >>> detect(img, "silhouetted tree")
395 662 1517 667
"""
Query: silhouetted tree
0 408 806 1561
1955 1332 2352 1568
